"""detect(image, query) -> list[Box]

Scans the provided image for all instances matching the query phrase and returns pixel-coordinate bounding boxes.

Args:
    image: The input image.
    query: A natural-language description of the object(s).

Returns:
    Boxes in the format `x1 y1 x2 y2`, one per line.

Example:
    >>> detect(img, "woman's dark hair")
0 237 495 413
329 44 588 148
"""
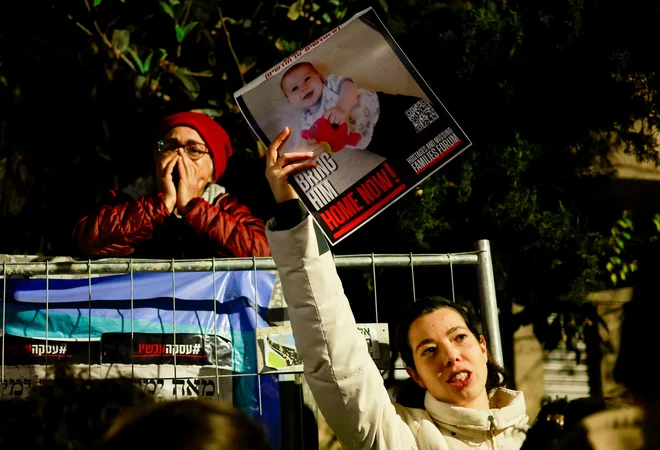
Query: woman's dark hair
103 398 273 450
395 296 507 394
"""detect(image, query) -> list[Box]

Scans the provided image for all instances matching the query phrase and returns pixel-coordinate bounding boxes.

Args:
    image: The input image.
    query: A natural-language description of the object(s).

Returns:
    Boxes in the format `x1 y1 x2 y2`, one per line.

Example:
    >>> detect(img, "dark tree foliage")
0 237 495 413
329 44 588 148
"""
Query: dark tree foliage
1 0 659 355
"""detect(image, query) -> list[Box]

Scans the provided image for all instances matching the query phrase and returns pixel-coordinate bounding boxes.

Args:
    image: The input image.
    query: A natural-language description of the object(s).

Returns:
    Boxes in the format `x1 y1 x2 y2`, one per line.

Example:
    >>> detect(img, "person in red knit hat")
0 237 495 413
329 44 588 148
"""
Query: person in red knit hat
72 111 270 258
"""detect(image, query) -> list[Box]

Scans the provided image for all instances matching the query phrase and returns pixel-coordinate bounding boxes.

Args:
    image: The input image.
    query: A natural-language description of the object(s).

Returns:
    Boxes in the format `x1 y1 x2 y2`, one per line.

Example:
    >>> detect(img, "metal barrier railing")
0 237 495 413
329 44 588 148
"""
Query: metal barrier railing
0 239 501 447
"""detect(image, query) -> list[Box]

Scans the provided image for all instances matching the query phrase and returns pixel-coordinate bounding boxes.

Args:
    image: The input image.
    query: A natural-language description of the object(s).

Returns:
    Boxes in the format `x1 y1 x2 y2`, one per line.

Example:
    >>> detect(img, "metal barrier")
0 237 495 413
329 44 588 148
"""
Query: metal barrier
0 239 501 448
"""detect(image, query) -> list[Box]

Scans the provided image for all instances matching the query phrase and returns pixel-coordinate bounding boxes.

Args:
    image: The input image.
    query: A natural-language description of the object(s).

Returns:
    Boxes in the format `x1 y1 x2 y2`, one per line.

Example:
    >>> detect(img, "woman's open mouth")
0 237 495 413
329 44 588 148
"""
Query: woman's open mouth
446 371 472 389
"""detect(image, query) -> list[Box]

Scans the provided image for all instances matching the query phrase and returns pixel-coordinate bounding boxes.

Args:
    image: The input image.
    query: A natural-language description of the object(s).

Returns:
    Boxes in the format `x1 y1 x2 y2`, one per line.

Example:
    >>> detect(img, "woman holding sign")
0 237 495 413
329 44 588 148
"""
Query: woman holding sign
264 126 528 449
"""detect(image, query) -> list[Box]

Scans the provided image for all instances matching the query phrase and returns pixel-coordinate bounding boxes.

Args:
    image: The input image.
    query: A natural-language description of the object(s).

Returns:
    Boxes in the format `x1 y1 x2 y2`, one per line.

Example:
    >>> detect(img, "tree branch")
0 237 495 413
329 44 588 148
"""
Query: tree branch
93 21 114 49
182 71 214 77
69 16 93 36
176 0 195 58
181 0 193 26
71 1 137 72
217 6 246 86
92 22 137 72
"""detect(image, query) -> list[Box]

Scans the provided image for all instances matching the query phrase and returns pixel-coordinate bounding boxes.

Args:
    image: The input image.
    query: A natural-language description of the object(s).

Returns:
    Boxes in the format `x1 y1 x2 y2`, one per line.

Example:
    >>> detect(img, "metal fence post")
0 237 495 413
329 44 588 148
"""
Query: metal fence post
475 239 504 367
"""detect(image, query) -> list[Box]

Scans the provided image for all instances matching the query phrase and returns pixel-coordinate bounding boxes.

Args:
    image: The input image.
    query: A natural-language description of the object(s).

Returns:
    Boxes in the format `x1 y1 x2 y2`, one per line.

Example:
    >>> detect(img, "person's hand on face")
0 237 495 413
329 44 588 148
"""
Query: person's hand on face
155 151 179 214
176 149 207 215
265 127 319 203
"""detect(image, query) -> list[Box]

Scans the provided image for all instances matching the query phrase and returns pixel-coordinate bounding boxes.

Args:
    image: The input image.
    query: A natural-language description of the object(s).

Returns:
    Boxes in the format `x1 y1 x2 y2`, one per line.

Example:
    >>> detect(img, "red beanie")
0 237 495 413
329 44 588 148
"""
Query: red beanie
161 111 233 182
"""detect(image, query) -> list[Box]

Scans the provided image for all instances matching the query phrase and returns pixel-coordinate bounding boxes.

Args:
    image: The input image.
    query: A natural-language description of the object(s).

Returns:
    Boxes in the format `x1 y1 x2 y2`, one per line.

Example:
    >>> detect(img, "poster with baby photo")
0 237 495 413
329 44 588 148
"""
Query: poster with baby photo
235 7 472 245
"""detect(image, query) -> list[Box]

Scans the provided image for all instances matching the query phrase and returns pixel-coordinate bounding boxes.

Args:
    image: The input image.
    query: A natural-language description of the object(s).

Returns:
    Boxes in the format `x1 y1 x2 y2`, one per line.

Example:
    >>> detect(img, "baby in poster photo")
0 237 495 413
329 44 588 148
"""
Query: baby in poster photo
280 61 423 159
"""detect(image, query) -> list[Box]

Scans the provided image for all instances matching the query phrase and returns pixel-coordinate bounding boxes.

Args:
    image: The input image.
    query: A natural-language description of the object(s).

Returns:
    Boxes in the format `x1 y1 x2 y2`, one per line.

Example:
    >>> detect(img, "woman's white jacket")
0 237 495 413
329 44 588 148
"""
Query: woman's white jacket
266 216 529 450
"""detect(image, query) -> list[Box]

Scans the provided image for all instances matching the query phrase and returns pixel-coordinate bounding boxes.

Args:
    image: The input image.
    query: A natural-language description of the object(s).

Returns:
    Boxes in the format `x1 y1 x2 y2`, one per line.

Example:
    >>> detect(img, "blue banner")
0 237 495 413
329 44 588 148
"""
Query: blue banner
1 270 281 449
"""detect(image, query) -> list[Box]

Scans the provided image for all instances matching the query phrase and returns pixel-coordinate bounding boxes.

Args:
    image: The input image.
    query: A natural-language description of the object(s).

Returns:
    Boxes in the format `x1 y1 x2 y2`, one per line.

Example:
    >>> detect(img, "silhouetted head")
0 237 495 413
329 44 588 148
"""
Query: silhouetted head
103 398 274 450
519 396 609 450
24 365 153 450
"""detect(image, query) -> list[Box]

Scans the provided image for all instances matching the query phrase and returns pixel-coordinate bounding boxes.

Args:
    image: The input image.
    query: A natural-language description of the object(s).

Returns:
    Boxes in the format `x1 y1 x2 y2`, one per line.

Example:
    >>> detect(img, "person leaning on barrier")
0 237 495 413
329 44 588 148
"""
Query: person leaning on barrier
72 111 270 259
263 126 529 450
102 398 273 450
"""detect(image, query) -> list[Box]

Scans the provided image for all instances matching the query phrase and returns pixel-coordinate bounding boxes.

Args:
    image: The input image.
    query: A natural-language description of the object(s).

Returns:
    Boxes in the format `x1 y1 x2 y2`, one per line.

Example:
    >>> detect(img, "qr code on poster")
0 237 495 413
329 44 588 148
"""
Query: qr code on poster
404 98 439 132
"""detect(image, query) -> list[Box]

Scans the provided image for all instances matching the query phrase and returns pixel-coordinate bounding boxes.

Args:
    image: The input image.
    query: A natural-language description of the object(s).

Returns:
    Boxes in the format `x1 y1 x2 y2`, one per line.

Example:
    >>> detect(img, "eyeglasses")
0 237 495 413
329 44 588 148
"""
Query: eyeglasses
157 139 210 161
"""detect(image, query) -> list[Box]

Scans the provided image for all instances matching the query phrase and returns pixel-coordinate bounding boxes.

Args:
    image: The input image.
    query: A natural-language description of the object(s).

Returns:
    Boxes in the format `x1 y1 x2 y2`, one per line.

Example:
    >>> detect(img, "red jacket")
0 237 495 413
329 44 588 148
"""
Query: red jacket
73 189 270 259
